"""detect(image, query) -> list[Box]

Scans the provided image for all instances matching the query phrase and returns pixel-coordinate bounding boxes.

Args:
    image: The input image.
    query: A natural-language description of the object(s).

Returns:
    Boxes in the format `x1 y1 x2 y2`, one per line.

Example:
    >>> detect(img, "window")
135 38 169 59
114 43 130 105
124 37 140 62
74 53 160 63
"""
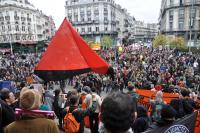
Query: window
104 17 108 21
96 27 99 32
170 0 173 6
105 27 108 31
81 28 85 32
15 25 19 31
94 5 99 15
68 14 72 20
68 9 72 14
81 16 85 21
180 0 184 6
22 26 25 31
169 21 173 30
8 25 11 31
88 17 91 21
88 27 92 32
74 15 78 22
179 21 184 30
14 11 17 16
190 8 196 28
179 9 184 18
80 7 85 15
74 8 78 14
87 6 91 11
28 26 31 32
169 10 173 21
2 26 5 32
179 9 184 30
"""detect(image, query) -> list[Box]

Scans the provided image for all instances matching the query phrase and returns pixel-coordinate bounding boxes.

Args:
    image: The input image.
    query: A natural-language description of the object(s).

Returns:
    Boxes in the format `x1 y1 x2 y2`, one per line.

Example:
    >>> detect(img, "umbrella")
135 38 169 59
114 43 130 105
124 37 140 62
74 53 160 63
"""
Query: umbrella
34 18 109 81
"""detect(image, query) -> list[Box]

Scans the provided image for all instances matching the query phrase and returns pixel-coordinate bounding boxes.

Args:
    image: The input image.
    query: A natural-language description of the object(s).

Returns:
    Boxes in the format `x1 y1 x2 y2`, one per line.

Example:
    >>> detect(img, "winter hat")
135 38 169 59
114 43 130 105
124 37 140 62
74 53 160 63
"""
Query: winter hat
20 89 41 110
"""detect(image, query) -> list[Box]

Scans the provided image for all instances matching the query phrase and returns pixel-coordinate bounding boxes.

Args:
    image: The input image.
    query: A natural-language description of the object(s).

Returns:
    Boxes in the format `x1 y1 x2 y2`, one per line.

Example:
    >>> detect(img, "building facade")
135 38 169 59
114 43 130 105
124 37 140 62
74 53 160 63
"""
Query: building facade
133 21 158 43
159 0 200 46
65 0 134 44
0 0 56 45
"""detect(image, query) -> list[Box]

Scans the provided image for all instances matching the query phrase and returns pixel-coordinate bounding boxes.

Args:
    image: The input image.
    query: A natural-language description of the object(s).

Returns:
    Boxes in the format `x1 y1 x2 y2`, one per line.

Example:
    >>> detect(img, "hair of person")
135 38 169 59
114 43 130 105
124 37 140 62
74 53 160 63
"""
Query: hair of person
69 95 79 106
180 88 190 97
161 104 176 121
54 89 60 97
101 92 134 133
0 88 11 101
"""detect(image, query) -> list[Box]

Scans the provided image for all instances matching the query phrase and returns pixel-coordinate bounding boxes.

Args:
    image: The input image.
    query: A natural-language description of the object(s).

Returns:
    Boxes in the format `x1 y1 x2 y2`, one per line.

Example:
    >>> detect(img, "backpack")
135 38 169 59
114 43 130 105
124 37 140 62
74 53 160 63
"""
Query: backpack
91 94 98 113
64 109 80 133
152 102 163 122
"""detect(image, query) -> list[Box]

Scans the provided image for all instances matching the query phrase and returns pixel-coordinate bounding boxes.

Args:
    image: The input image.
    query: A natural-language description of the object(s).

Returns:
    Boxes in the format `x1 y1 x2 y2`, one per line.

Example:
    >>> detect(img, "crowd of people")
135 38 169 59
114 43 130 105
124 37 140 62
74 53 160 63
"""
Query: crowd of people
0 45 200 133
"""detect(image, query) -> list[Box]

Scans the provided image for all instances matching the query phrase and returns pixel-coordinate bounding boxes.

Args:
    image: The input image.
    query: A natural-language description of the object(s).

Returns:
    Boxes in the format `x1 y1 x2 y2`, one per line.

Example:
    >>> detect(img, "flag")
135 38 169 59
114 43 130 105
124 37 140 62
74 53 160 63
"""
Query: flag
145 112 198 133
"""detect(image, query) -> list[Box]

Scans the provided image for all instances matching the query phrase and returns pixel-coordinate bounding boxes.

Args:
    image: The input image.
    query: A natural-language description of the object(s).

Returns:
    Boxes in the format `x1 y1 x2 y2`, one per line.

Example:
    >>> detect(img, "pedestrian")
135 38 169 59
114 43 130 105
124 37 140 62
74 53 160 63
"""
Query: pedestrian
4 89 59 133
99 92 134 133
84 87 102 133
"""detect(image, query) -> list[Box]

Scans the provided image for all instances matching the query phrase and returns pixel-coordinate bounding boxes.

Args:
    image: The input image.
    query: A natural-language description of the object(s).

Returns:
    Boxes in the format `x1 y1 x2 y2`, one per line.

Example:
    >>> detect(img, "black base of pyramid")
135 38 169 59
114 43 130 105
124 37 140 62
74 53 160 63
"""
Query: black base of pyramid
34 68 91 81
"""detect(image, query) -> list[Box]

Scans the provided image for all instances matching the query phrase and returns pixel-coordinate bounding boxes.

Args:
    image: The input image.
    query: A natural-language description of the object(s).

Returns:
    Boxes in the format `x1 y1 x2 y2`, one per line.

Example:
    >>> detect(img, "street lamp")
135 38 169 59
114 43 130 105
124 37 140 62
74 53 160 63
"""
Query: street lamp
9 33 13 55
189 0 194 53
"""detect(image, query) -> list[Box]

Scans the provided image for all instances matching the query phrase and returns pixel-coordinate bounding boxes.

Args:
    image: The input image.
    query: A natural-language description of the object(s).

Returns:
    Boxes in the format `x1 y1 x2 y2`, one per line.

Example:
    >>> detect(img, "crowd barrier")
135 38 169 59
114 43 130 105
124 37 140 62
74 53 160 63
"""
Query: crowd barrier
136 89 200 133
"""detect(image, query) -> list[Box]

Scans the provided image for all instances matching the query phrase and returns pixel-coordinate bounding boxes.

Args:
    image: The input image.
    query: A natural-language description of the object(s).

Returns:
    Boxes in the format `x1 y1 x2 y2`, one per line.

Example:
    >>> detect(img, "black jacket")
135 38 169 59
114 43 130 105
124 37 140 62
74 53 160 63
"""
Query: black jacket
0 100 15 133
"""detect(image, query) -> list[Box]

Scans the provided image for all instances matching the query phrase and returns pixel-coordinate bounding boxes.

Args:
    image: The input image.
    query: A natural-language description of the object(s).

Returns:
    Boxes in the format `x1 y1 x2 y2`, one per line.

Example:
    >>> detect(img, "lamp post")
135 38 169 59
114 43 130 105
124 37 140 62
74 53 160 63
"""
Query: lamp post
189 0 194 53
9 33 13 55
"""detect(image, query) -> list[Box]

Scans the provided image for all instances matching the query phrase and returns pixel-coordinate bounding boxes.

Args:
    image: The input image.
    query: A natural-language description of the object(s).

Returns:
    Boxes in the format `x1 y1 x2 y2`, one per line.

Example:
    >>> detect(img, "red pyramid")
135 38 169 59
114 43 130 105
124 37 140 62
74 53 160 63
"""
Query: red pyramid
34 18 109 81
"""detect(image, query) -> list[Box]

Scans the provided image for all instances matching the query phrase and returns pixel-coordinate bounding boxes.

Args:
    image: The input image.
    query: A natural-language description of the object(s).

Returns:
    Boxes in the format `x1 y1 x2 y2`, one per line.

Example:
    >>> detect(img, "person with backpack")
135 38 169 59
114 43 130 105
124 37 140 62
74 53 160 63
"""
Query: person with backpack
52 89 65 130
64 95 92 133
126 82 138 120
84 87 102 133
149 91 166 122
133 106 150 133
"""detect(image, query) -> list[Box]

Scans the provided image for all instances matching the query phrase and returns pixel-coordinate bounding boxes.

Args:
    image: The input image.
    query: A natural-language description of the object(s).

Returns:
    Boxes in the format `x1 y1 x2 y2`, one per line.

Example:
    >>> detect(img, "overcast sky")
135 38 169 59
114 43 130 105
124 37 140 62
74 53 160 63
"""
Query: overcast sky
30 0 161 29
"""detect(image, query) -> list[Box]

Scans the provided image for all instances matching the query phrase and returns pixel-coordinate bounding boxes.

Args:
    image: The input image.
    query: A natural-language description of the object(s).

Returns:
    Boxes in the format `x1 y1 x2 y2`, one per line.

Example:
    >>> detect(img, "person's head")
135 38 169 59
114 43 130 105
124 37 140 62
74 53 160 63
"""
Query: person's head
20 82 26 89
161 105 176 123
101 92 134 133
69 95 80 106
180 88 190 98
137 105 148 118
0 88 15 105
20 89 41 110
82 86 91 94
54 89 61 97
